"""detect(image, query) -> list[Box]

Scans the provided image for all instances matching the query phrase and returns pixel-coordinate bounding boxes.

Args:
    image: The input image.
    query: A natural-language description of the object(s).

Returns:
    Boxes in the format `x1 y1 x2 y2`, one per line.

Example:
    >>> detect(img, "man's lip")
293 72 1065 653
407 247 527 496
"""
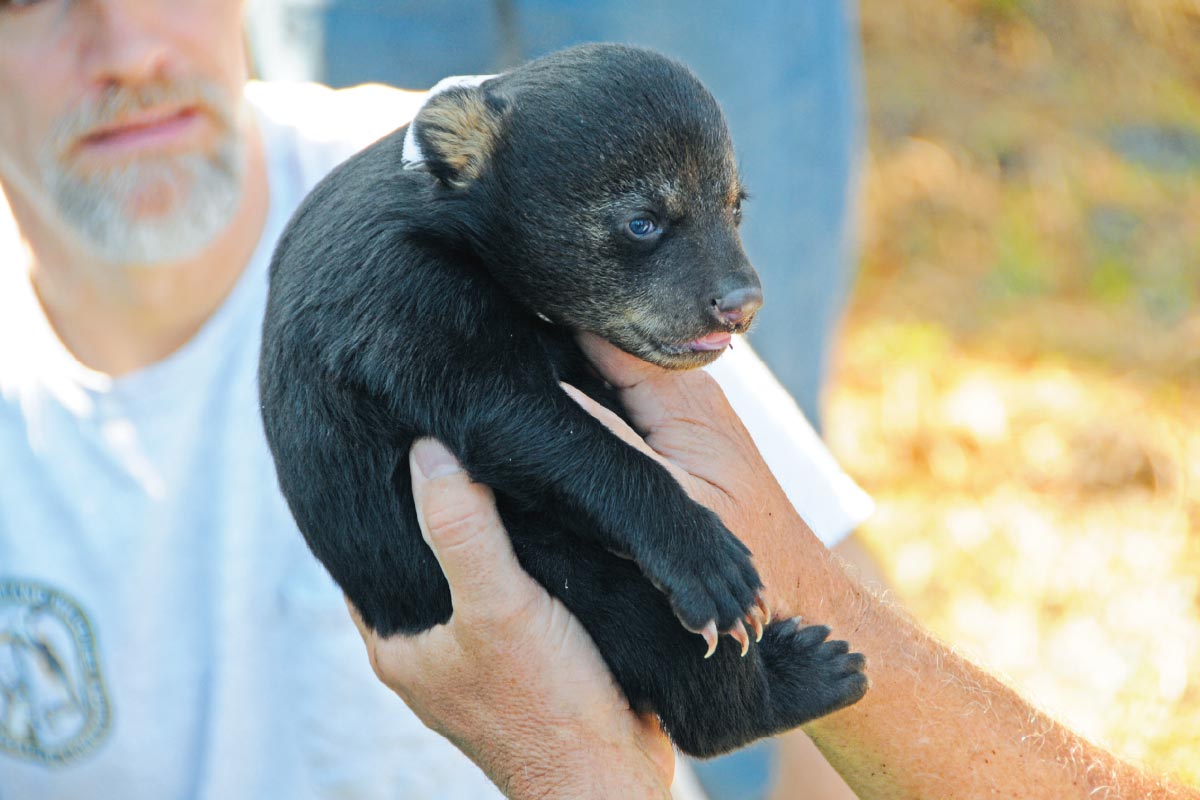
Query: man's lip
77 106 204 153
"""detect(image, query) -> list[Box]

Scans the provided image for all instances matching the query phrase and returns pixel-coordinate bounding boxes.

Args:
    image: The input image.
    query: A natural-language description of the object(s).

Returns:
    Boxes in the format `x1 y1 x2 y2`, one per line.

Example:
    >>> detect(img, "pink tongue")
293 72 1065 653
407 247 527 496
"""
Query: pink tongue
689 332 732 351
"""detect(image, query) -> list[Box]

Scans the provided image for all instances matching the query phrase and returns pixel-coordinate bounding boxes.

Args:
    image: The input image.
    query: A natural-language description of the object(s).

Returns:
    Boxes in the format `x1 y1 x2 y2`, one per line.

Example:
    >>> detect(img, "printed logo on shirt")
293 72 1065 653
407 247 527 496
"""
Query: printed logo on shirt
0 579 112 765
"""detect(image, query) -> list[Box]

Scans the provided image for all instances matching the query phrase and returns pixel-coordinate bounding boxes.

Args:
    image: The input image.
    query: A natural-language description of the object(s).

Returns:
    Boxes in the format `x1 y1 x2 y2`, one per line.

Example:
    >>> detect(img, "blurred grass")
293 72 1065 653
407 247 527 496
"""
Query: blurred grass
827 0 1200 785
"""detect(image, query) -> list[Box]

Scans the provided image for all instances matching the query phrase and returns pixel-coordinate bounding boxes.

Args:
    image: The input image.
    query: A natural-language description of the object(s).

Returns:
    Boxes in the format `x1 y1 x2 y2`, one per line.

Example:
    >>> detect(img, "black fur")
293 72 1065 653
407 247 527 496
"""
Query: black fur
259 43 867 757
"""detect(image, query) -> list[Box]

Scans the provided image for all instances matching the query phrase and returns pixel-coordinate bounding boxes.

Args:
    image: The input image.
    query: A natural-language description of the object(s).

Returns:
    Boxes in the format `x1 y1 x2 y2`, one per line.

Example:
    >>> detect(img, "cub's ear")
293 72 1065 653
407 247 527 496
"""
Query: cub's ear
414 86 509 189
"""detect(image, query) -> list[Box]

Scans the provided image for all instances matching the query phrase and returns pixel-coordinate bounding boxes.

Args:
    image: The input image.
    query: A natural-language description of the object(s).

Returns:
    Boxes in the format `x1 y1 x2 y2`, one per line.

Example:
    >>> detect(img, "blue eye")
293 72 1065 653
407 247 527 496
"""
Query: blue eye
627 217 659 238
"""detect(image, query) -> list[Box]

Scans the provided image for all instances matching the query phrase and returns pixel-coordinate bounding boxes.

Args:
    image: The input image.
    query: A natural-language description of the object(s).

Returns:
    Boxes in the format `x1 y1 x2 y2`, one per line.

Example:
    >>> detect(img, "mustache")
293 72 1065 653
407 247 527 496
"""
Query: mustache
49 79 237 156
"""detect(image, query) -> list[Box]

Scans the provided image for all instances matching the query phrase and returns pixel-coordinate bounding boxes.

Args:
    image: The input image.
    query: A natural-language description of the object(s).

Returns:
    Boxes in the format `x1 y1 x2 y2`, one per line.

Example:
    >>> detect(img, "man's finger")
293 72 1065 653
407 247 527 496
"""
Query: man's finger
576 332 664 390
560 382 658 458
635 711 675 785
559 382 693 487
344 595 398 685
577 333 743 457
409 438 536 622
345 595 370 641
575 333 682 435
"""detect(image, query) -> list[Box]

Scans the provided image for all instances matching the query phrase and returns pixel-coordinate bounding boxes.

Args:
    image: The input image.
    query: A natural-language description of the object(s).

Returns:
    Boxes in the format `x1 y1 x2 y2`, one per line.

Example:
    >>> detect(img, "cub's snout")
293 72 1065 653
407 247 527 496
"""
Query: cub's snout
711 283 763 328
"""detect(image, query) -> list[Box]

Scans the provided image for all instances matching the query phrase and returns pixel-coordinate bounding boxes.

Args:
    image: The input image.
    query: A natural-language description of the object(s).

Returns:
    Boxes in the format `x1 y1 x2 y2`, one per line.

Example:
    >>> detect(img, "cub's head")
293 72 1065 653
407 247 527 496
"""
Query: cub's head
410 43 761 369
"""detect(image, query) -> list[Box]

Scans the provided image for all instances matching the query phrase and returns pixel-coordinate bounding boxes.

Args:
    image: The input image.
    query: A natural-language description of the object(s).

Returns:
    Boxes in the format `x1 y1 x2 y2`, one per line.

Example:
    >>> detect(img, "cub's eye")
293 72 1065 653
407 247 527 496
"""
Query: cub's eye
627 217 660 239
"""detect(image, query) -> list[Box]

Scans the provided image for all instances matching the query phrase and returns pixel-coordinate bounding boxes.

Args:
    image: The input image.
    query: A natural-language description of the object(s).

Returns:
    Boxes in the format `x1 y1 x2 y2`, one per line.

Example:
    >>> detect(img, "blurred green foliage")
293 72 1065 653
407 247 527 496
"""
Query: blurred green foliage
835 0 1200 786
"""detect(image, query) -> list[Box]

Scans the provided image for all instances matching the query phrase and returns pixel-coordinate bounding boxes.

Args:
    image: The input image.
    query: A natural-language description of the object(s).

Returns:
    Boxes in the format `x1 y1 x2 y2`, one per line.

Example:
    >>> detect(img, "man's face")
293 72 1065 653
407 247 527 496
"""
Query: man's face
0 0 249 266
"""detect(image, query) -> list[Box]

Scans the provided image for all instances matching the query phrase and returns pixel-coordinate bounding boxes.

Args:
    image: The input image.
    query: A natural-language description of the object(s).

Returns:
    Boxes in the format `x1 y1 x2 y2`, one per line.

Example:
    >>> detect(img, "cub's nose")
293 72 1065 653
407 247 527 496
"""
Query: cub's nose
711 286 764 326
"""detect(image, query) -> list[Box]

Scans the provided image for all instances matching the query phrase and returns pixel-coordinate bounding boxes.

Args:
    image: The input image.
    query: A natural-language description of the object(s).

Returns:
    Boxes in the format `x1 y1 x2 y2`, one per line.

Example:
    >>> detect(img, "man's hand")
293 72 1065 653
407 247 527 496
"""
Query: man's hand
566 333 831 619
346 437 673 800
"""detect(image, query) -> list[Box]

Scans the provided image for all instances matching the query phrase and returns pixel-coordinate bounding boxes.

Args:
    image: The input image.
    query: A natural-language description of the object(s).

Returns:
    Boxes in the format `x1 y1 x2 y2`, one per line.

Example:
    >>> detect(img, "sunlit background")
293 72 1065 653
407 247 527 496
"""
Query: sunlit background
828 0 1199 784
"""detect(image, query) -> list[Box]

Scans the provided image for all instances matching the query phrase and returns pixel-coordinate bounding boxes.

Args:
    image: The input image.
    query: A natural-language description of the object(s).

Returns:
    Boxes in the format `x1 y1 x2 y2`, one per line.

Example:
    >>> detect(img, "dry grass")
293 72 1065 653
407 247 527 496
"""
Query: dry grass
828 0 1200 785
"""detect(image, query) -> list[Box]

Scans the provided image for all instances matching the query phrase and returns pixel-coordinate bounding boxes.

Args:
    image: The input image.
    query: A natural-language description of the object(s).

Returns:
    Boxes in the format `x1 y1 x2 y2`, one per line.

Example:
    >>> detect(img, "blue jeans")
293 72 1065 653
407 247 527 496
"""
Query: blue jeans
247 3 862 795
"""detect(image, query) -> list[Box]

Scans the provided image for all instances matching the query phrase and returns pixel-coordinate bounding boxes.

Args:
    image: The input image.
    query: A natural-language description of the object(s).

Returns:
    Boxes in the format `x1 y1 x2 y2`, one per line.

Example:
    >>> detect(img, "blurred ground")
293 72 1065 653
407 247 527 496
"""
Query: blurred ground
826 0 1200 785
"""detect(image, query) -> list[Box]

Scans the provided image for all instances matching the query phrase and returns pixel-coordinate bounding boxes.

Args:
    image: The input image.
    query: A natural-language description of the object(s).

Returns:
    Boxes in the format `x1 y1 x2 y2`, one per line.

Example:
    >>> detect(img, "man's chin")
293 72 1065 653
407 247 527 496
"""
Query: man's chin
122 173 197 219
98 214 230 267
50 152 244 267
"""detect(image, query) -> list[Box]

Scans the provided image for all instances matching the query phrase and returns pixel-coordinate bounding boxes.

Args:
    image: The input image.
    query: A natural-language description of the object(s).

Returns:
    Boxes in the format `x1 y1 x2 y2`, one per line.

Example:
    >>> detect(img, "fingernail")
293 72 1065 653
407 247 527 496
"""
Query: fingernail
412 438 462 479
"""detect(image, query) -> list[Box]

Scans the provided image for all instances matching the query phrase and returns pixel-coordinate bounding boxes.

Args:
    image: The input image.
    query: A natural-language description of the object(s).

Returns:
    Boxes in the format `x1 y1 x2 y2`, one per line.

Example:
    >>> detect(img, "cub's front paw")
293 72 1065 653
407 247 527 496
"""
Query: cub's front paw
640 506 768 658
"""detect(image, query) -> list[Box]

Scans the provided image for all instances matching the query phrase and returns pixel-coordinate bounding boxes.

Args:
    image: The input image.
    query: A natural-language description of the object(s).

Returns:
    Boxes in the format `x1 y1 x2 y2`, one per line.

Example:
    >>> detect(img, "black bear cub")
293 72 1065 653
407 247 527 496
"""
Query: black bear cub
260 43 867 757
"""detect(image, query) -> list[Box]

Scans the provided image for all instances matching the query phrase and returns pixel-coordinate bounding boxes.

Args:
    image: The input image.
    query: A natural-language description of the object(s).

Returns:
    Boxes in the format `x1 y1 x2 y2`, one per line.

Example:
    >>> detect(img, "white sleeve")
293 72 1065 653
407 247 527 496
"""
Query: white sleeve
703 338 873 548
245 80 430 169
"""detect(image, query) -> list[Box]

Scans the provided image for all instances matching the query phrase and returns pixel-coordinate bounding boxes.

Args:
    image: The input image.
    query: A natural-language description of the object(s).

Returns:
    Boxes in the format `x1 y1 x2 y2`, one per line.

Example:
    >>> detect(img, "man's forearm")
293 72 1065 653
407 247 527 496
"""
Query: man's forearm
773 517 1194 799
564 339 1195 798
462 723 671 800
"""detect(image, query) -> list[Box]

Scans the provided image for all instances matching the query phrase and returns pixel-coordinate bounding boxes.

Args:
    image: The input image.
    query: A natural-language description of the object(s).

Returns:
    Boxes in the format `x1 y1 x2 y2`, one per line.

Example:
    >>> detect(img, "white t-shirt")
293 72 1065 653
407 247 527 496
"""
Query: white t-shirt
0 82 871 799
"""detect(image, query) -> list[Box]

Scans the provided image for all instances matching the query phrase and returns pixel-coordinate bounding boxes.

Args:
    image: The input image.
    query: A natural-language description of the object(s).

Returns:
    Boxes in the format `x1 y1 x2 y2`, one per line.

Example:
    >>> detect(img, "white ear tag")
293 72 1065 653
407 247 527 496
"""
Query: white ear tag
401 73 499 170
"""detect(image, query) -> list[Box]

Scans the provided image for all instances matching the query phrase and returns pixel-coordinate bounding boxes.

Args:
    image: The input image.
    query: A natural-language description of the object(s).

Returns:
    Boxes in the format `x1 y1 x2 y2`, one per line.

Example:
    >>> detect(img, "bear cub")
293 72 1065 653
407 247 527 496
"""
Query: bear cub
259 43 867 757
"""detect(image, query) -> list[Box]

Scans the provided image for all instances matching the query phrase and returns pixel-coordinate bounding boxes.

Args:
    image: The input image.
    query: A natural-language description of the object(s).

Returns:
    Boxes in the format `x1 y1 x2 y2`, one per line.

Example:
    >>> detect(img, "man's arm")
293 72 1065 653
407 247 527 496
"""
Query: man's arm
346 437 673 800
349 335 1195 799
575 334 1196 800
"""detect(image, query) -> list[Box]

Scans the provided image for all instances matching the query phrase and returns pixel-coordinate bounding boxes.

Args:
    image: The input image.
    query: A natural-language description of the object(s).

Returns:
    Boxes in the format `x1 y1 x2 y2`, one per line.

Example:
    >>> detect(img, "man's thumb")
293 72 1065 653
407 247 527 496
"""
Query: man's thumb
409 438 529 619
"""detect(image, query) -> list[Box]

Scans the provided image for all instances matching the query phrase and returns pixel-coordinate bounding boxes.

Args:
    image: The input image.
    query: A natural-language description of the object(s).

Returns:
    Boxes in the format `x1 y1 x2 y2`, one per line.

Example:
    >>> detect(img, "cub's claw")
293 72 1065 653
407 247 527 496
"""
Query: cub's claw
746 607 764 643
692 620 719 659
729 620 750 657
755 593 771 625
690 617 753 658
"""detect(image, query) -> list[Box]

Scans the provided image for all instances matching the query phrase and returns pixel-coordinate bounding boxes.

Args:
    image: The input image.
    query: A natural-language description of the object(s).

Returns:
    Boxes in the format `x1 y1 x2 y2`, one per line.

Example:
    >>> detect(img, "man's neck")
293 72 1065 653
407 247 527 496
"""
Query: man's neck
11 121 269 378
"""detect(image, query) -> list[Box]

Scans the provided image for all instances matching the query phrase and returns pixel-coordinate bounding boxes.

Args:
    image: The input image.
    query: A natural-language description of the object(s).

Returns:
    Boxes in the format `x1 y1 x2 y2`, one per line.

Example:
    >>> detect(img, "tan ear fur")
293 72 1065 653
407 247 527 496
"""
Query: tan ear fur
419 89 505 188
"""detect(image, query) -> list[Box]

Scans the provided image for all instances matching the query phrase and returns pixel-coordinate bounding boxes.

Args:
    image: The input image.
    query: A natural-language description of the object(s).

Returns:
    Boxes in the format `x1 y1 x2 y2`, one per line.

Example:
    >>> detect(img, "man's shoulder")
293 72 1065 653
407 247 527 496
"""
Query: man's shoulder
246 81 427 183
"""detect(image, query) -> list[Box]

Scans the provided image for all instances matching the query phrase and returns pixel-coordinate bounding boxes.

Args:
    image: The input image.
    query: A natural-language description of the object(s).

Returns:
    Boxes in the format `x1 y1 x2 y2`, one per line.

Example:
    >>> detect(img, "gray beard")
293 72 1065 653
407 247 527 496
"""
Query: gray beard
36 79 246 268
40 137 244 267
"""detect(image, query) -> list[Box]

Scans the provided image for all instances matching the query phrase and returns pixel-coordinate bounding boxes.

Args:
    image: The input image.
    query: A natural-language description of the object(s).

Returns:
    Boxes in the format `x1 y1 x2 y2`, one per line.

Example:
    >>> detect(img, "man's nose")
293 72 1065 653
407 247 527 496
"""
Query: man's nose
86 0 172 86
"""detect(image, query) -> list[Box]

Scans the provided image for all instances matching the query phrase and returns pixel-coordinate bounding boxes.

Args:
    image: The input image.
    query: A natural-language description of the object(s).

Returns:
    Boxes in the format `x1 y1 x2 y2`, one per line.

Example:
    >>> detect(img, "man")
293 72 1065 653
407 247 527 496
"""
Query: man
0 1 870 796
